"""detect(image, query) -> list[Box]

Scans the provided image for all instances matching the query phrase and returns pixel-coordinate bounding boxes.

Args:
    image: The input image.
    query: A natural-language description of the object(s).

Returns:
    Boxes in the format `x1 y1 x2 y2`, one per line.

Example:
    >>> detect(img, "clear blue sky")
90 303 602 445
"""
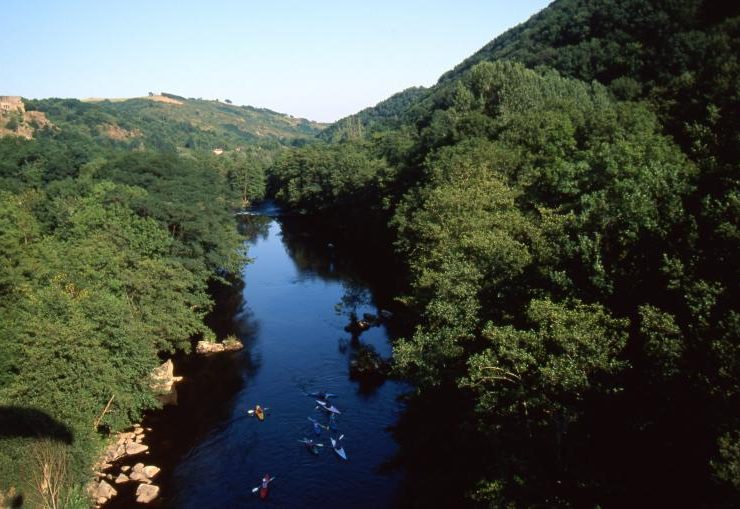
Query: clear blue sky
1 0 550 122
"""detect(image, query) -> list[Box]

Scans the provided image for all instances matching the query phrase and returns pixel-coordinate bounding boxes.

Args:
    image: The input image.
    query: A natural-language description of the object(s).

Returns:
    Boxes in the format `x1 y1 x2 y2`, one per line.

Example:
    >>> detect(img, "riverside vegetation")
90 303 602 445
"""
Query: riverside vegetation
0 97 318 507
1 0 739 507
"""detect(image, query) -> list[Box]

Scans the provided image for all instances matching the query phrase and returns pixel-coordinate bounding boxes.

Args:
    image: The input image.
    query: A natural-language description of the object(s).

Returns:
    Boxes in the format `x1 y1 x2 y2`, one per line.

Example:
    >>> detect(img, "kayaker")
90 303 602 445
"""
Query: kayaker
259 473 271 499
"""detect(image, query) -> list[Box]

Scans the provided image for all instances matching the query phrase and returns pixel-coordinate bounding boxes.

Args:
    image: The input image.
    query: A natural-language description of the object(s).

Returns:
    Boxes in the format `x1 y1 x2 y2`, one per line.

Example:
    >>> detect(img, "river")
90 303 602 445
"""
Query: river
155 205 408 508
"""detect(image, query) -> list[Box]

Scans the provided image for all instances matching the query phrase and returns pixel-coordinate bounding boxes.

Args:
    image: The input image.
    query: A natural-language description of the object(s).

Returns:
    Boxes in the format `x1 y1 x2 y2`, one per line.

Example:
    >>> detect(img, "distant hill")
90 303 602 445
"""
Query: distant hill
1 94 326 151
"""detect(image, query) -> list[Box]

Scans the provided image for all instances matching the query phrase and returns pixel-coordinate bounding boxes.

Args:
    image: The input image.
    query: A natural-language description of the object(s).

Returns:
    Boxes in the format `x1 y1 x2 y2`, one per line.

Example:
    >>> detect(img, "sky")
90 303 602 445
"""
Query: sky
1 0 551 123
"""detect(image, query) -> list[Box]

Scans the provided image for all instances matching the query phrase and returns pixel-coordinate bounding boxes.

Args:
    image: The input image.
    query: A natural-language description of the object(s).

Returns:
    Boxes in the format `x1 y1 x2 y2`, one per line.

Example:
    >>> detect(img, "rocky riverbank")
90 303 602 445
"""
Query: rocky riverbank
91 337 245 508
88 423 160 506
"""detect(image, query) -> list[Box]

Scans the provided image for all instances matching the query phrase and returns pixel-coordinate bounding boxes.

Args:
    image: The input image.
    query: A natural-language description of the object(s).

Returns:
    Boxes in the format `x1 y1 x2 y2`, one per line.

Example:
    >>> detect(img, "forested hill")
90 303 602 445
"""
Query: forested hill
441 0 739 85
327 0 739 156
2 94 324 151
268 0 740 506
317 87 427 142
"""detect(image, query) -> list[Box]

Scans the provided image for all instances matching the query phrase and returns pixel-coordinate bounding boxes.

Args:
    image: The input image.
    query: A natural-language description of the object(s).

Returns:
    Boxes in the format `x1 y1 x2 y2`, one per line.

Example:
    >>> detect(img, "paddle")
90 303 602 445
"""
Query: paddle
251 477 275 493
307 417 329 430
247 407 270 415
298 439 324 447
331 434 345 447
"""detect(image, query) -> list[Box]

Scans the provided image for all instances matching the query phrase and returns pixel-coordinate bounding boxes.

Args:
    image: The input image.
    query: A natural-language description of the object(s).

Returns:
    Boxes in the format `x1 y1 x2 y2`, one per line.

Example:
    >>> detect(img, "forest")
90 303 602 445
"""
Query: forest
1 0 738 507
0 99 296 505
268 0 739 506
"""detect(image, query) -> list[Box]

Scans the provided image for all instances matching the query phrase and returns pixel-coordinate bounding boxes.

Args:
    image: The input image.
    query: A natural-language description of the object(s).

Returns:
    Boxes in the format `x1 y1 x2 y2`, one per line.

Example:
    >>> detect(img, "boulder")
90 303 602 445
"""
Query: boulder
136 484 160 504
150 359 183 406
103 442 125 463
143 466 161 479
132 463 145 473
129 471 151 484
125 442 149 456
117 432 135 445
345 319 371 334
114 473 129 484
196 341 224 354
196 338 243 354
90 480 117 502
121 465 131 472
349 344 390 382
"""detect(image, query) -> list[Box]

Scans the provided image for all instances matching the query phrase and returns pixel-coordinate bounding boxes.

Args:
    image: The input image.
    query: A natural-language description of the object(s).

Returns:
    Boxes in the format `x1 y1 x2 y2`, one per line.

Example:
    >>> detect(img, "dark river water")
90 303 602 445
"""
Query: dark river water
164 206 408 508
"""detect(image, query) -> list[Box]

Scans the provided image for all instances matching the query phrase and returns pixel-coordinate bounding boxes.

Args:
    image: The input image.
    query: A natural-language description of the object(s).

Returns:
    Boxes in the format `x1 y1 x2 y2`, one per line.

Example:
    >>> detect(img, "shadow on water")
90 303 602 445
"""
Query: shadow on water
105 274 262 508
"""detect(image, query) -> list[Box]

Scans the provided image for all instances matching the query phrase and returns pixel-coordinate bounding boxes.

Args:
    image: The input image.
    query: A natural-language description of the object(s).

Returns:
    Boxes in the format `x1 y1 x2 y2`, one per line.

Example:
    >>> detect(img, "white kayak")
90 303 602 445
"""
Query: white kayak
330 436 347 460
316 400 341 414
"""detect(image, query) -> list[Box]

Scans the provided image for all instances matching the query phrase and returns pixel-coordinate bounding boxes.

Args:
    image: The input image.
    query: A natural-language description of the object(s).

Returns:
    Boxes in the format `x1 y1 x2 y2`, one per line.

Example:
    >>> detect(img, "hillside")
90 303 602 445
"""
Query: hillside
317 87 427 142
1 93 325 152
268 0 740 506
329 0 739 161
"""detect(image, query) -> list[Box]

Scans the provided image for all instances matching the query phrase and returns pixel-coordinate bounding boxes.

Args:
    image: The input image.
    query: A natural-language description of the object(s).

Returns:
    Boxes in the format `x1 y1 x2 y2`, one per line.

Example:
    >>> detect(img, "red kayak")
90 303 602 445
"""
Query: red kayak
258 474 272 500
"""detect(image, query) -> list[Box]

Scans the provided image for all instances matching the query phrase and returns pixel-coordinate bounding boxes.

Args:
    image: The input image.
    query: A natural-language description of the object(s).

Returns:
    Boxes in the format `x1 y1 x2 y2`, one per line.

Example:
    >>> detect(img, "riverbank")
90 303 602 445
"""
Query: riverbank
99 347 246 508
94 274 249 508
89 207 412 508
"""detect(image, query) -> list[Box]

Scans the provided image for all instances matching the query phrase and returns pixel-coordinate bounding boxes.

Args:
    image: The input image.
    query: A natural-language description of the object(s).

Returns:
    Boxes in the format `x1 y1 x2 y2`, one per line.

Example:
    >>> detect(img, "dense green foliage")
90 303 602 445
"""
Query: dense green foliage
269 1 740 506
0 116 256 503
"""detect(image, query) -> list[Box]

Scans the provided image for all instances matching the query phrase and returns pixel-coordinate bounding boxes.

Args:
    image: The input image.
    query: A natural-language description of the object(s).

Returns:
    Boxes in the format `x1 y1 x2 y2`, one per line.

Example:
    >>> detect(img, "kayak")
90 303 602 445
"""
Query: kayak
316 400 341 414
254 406 265 421
306 391 336 400
258 474 272 499
328 414 338 431
330 437 348 461
298 438 322 455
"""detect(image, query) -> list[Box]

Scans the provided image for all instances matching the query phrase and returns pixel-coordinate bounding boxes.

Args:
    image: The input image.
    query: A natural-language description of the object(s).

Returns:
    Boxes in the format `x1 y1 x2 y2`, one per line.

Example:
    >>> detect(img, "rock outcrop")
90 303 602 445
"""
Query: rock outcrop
195 338 243 354
150 359 183 406
350 344 390 382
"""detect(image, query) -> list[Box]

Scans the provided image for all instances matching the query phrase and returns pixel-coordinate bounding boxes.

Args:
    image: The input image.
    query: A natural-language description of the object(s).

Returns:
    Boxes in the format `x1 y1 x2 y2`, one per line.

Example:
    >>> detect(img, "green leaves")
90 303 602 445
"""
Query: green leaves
464 299 627 419
0 138 246 492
